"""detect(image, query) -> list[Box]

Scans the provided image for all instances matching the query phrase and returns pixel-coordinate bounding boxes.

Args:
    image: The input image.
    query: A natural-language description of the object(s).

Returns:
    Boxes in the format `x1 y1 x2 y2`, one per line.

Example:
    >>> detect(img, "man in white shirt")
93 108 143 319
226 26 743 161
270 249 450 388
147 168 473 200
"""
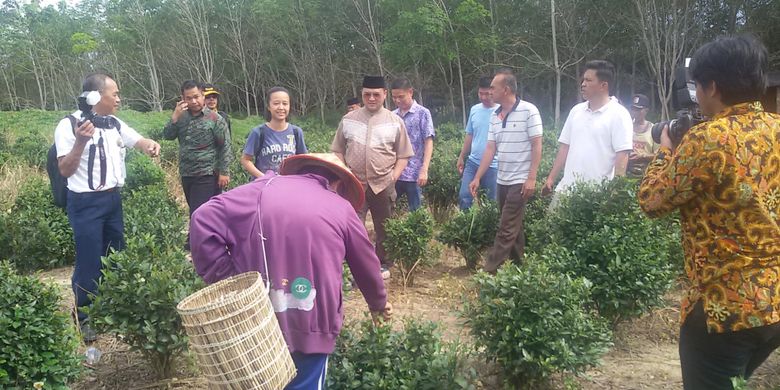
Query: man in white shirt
55 72 160 341
469 70 543 272
543 60 633 201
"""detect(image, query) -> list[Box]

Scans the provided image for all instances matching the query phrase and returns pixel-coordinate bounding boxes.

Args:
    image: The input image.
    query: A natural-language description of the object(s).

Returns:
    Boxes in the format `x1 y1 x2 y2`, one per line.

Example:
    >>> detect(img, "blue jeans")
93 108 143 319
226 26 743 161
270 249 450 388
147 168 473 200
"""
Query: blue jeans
395 180 422 211
285 352 328 389
459 159 497 209
66 189 125 322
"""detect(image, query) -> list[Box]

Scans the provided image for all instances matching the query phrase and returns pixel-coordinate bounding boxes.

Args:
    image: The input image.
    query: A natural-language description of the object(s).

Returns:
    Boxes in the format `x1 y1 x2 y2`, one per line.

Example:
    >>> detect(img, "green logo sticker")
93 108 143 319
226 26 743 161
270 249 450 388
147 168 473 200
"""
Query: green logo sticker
290 277 312 300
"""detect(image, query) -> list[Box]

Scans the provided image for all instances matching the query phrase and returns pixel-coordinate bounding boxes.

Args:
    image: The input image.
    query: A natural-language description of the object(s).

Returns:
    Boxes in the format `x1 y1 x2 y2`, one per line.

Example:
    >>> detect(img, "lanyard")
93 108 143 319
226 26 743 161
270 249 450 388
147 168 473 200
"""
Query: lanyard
87 132 108 191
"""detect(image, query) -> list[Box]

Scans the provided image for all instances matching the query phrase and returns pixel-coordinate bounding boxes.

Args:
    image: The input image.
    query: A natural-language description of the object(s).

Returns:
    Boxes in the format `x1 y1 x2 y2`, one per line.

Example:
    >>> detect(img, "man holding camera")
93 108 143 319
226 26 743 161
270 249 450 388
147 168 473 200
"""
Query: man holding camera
639 35 780 389
55 72 160 341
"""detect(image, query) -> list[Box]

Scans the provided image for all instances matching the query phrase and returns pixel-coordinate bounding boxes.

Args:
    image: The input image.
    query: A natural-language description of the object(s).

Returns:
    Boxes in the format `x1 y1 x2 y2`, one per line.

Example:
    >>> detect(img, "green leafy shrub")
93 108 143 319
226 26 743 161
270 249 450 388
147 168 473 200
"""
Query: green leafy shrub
328 318 473 389
438 200 499 270
299 125 335 153
435 122 465 142
426 138 461 222
226 151 252 190
157 139 179 166
12 132 49 169
529 177 677 325
124 150 165 191
463 260 612 387
384 209 435 287
0 176 74 272
123 185 187 248
524 194 553 253
0 261 82 388
87 234 204 379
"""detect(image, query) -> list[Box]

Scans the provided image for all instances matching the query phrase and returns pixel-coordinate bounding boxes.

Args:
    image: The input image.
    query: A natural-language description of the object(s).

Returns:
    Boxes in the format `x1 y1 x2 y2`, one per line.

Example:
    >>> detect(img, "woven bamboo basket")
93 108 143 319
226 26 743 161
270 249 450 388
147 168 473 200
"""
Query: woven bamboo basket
177 271 297 389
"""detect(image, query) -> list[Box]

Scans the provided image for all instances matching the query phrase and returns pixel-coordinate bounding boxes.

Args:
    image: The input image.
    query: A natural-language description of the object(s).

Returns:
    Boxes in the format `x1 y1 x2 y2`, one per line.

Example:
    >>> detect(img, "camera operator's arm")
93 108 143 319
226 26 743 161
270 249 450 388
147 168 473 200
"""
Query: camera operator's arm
638 126 716 218
58 120 94 178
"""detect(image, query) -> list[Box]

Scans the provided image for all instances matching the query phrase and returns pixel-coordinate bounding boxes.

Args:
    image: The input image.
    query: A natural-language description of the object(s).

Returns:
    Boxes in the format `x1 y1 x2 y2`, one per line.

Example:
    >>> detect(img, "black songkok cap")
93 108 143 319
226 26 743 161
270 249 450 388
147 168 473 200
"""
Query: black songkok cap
346 97 360 106
362 75 386 89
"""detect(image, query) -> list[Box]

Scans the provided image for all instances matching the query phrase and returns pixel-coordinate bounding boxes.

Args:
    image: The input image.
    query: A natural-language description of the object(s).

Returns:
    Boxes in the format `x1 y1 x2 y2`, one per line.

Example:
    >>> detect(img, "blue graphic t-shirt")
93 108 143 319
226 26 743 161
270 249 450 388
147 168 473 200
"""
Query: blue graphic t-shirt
243 124 307 174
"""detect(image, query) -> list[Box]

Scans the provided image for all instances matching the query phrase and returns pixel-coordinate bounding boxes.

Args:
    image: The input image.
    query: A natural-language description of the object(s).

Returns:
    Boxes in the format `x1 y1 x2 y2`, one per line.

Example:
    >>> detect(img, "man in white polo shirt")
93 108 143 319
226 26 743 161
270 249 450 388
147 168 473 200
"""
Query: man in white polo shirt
469 69 543 272
543 60 633 201
55 72 160 341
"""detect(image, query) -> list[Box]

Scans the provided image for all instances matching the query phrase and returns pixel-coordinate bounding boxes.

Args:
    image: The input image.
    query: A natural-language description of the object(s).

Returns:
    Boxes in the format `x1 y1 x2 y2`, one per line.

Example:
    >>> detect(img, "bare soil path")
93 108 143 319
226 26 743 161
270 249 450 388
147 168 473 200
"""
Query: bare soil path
39 249 780 389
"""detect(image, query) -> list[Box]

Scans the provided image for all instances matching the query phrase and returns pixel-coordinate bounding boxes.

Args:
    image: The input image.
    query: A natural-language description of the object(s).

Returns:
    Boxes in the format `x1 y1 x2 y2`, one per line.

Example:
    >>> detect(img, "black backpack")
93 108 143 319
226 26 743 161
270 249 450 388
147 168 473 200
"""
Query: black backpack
46 115 121 208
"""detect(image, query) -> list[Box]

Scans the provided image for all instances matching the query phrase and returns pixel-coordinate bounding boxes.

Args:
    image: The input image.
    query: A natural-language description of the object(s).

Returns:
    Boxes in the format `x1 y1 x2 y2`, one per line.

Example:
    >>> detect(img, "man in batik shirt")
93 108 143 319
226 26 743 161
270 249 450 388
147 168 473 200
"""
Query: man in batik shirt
639 35 780 390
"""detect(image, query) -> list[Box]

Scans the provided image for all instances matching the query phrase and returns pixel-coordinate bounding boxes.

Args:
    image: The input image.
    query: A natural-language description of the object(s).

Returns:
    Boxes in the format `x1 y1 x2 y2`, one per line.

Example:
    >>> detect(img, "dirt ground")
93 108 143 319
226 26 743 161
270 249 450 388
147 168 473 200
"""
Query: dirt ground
40 248 780 390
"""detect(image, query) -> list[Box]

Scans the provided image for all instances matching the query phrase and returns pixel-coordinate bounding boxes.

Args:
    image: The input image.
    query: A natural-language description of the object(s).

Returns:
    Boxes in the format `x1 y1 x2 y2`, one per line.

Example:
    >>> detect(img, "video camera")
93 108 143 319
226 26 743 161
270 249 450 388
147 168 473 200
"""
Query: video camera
651 59 704 145
77 91 119 129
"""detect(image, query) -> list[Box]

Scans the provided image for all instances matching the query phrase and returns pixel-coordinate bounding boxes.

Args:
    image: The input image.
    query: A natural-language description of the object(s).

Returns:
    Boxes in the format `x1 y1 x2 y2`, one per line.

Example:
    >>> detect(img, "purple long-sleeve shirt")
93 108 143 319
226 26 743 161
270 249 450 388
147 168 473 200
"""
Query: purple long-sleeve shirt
189 172 387 354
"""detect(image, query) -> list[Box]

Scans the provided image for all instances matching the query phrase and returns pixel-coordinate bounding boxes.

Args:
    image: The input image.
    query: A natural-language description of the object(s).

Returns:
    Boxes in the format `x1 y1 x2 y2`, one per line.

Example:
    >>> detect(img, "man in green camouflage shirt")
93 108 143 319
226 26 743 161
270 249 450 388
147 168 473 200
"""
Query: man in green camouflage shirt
163 80 232 221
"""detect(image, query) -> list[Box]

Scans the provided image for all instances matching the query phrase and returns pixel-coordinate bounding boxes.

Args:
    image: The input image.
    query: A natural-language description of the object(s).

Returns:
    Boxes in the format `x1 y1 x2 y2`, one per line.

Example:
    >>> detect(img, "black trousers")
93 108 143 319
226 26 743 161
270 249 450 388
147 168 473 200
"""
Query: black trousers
679 300 780 389
181 175 221 216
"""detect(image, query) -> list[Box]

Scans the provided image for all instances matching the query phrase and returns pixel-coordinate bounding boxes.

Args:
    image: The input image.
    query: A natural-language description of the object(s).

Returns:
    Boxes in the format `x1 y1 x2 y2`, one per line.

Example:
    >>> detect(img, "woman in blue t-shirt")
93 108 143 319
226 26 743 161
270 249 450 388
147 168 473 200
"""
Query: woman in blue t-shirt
241 87 308 178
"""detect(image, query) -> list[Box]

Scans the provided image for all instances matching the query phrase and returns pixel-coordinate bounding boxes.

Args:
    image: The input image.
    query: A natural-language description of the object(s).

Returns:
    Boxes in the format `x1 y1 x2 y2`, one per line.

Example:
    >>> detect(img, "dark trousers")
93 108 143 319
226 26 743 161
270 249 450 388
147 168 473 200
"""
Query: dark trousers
358 185 395 267
484 183 526 272
66 189 125 322
181 175 221 216
395 180 422 211
680 300 780 389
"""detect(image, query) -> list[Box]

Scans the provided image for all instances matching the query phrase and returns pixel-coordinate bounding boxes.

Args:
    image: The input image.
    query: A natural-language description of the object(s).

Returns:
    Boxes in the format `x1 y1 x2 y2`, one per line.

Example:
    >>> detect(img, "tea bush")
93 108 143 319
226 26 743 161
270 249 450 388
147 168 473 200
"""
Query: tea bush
384 209 435 287
87 234 203 379
529 177 678 325
327 318 474 389
426 138 461 222
0 176 74 272
157 139 179 166
299 125 335 153
438 200 499 270
123 185 187 248
463 259 612 387
436 122 464 142
124 150 165 191
12 132 49 169
0 261 82 388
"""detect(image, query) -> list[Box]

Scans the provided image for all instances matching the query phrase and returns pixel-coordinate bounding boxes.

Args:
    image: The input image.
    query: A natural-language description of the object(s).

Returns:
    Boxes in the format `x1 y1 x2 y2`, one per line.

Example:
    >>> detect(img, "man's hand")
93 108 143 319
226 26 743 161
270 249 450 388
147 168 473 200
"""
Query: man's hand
522 180 536 200
371 301 393 325
75 120 95 144
171 101 188 123
469 179 480 198
417 169 428 187
143 139 161 157
218 175 230 189
542 176 555 196
456 156 465 175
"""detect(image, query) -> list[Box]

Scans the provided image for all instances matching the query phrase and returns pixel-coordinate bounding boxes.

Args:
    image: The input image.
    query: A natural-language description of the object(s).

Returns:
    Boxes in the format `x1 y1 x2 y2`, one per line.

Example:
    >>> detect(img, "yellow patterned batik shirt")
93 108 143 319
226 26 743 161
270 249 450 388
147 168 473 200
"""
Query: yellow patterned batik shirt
638 102 780 333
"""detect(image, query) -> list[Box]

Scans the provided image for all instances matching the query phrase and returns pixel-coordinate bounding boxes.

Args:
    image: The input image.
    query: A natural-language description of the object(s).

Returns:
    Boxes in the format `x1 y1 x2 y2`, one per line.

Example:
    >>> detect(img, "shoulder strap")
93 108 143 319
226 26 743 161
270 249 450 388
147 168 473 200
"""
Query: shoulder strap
66 115 77 134
254 126 266 160
293 127 304 154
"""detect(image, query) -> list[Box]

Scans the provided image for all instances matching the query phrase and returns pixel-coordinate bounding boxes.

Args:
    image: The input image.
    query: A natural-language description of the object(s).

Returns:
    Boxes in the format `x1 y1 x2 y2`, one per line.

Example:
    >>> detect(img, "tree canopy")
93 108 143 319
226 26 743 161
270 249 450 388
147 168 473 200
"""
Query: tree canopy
1 0 778 124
